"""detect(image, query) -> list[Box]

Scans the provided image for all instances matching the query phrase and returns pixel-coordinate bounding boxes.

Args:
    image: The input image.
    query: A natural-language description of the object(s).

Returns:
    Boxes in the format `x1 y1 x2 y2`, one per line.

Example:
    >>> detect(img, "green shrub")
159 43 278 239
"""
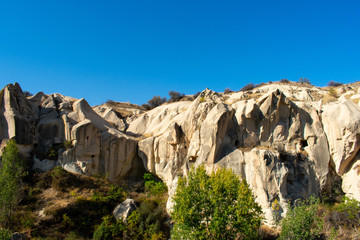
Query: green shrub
168 91 185 103
299 78 311 85
327 81 343 87
335 196 360 227
224 88 234 94
279 196 322 240
171 166 263 239
61 213 75 228
92 185 125 203
143 173 167 196
93 216 125 240
280 79 290 83
241 83 256 91
51 166 71 191
126 198 169 240
0 228 11 239
147 96 167 109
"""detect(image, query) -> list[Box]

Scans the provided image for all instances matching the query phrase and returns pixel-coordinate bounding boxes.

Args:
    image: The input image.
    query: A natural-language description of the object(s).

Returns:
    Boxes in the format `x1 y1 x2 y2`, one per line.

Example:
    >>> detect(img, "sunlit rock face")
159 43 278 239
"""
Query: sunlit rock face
127 84 360 223
3 81 360 223
0 83 145 183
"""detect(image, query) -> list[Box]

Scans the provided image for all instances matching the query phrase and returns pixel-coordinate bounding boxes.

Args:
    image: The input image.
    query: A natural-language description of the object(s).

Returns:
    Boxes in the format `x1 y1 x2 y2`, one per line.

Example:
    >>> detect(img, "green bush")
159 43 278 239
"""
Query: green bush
327 81 343 87
335 196 360 227
92 185 125 203
168 91 185 103
51 166 71 191
241 83 255 91
143 173 167 196
171 166 263 239
126 198 168 240
0 228 11 239
93 216 125 240
279 196 322 240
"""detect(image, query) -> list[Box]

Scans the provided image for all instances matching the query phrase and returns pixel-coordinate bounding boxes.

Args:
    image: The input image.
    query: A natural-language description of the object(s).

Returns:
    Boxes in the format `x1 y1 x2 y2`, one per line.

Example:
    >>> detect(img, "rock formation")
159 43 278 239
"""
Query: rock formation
2 81 360 223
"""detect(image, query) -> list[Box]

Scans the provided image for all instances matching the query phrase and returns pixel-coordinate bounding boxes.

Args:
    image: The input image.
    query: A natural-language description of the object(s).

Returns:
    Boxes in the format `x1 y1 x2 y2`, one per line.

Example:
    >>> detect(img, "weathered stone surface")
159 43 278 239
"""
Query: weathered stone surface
322 100 360 199
129 87 335 223
0 83 37 145
33 157 58 172
3 81 360 224
113 198 136 222
61 99 146 182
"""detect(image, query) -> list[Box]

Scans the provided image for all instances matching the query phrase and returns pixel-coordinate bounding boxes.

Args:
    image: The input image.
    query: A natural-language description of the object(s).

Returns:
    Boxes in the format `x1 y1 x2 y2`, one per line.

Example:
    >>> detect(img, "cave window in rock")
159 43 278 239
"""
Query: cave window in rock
86 136 89 144
300 139 308 149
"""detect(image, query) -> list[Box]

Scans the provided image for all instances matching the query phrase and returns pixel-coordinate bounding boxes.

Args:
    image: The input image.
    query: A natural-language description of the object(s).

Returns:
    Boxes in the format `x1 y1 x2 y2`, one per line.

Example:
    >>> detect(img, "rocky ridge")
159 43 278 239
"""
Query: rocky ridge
1 81 360 223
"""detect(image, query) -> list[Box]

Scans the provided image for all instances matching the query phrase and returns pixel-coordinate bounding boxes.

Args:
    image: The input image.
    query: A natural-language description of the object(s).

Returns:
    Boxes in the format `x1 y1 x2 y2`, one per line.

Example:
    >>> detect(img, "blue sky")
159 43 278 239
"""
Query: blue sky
0 0 359 106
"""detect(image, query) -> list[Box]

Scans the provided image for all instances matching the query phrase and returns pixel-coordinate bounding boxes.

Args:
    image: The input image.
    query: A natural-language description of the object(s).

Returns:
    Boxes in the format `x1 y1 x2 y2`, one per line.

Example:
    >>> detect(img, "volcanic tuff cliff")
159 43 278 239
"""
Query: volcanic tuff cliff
2 82 360 223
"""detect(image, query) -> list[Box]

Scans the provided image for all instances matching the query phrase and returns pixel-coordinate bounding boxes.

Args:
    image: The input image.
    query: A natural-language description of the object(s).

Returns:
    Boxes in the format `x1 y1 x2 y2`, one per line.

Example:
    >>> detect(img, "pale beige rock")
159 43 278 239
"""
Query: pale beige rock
113 199 136 222
4 81 360 224
93 106 127 131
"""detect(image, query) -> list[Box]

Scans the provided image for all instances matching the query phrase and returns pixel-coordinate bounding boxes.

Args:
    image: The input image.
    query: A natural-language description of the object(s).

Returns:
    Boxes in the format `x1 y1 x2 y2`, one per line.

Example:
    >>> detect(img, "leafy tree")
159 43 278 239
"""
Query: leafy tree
168 91 185 103
241 83 256 91
0 139 26 227
279 196 322 240
327 80 343 87
141 103 151 110
171 166 262 239
147 96 167 109
143 173 167 196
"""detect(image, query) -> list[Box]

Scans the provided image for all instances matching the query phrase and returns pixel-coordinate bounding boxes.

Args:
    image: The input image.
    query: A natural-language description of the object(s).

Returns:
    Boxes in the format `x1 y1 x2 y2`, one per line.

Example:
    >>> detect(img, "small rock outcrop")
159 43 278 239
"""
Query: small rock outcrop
113 198 136 222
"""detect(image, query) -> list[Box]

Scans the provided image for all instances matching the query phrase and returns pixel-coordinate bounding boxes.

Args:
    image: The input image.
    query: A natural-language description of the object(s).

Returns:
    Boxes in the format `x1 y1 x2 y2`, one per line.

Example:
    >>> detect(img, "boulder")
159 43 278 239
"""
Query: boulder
113 198 136 222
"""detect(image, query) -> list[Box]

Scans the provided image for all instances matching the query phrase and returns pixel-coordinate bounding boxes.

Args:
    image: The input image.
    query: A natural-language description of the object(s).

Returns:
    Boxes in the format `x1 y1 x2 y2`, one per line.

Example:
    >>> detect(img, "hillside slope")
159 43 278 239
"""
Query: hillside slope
1 81 360 223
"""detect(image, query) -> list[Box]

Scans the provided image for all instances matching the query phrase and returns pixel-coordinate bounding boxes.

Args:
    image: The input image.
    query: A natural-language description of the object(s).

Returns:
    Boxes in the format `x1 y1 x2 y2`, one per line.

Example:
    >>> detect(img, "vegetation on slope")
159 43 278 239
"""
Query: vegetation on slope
1 140 360 239
171 166 263 240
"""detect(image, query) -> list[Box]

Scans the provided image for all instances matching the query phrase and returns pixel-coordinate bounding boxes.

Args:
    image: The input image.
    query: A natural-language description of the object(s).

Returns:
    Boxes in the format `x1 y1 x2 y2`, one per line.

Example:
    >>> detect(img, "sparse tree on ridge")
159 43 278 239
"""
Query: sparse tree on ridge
298 78 311 85
168 91 185 103
147 96 167 109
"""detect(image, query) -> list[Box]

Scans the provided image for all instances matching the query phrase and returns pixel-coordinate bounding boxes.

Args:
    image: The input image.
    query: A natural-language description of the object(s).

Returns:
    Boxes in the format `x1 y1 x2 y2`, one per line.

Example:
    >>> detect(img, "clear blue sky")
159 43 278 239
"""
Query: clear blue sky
0 0 359 106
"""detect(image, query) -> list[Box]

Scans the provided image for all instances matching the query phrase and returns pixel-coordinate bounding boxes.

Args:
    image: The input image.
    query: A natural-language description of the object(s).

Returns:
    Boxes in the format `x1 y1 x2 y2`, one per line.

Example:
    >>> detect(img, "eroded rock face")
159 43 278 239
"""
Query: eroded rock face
60 99 146 182
128 86 359 223
3 82 360 224
322 100 360 200
0 83 145 183
0 83 37 155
